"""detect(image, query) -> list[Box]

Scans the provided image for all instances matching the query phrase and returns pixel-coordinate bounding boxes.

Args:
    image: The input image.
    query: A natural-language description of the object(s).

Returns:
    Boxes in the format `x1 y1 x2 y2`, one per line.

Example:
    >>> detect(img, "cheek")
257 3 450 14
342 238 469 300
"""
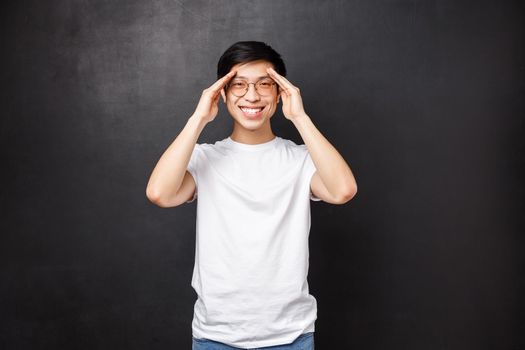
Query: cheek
225 98 240 113
267 103 278 116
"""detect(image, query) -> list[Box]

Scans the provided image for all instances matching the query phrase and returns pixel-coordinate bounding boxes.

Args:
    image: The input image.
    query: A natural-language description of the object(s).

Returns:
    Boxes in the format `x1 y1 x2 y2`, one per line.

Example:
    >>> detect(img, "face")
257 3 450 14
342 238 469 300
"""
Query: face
221 60 280 131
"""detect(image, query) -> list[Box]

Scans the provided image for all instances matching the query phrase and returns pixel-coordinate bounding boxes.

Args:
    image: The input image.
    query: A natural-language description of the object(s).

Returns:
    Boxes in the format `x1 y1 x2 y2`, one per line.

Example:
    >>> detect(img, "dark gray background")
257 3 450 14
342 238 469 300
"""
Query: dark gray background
1 0 524 349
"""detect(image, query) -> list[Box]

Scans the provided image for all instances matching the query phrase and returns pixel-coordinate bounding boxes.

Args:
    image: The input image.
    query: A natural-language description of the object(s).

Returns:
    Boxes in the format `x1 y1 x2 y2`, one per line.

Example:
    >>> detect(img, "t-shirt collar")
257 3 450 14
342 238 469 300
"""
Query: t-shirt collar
225 136 280 151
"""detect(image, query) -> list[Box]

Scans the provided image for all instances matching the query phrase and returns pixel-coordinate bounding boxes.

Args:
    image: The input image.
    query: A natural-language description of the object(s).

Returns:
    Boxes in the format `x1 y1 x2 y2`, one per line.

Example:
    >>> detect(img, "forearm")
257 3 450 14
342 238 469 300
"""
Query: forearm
146 115 207 202
292 114 357 198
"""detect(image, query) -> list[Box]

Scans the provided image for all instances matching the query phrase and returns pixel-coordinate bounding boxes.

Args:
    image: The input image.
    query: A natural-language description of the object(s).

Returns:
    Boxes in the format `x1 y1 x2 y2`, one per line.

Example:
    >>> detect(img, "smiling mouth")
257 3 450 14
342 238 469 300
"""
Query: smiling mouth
239 106 265 118
239 106 265 113
239 106 264 112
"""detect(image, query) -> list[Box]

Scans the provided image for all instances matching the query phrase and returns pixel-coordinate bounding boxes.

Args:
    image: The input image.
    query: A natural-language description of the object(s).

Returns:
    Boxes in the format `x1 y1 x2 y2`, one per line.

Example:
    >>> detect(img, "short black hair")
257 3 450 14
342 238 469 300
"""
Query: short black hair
217 41 287 79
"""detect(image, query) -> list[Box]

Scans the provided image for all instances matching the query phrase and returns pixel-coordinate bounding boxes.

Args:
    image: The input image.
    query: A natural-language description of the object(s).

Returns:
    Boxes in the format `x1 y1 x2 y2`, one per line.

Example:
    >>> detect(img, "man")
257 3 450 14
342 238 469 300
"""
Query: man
146 41 357 349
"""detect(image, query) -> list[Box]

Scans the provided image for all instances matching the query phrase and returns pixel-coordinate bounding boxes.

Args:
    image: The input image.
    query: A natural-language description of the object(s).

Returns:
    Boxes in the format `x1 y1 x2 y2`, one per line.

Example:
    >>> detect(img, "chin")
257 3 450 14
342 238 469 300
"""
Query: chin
236 117 266 130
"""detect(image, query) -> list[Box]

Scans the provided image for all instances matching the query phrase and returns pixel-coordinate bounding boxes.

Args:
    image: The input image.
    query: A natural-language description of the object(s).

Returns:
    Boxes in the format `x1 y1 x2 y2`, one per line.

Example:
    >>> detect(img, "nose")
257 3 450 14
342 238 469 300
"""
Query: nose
243 83 261 102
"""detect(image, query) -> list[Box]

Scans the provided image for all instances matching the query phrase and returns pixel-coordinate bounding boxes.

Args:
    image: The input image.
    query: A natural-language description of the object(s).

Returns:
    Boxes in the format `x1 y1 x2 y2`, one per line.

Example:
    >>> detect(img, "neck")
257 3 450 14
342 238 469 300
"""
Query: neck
229 121 276 145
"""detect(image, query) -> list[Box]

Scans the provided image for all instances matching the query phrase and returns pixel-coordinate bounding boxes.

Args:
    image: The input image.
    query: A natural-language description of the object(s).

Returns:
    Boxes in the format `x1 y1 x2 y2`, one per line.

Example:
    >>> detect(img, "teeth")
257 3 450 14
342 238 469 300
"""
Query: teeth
241 107 263 114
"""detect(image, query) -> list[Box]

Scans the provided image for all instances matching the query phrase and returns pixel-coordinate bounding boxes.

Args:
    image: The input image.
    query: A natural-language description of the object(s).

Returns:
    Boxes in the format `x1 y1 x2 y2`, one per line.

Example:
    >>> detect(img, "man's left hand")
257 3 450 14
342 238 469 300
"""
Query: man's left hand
266 67 308 121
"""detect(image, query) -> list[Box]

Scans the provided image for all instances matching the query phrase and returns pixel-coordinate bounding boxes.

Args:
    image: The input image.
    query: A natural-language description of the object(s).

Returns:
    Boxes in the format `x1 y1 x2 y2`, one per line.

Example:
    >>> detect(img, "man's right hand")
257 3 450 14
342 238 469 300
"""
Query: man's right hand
192 70 237 124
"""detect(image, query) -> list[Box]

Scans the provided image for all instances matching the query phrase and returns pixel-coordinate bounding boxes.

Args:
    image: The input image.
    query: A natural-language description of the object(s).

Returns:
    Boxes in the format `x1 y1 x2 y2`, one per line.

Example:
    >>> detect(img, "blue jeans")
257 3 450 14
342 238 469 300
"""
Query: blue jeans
192 332 314 350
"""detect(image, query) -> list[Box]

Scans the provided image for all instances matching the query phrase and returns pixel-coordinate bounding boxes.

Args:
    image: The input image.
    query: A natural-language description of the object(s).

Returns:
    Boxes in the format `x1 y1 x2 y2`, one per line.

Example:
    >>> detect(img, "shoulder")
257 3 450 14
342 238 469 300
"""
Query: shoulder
195 138 228 152
193 138 234 160
278 137 309 156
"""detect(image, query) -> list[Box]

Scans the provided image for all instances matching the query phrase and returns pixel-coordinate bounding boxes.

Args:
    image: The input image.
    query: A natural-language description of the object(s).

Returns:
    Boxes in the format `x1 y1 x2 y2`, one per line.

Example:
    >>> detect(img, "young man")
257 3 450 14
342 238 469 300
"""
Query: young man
146 41 357 349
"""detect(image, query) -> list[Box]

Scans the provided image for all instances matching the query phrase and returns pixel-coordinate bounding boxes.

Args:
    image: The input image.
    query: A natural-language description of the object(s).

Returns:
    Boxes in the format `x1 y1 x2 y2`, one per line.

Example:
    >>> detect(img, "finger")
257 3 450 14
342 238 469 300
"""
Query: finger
209 70 237 93
267 67 291 84
212 94 220 107
266 67 296 92
207 71 236 100
270 74 293 96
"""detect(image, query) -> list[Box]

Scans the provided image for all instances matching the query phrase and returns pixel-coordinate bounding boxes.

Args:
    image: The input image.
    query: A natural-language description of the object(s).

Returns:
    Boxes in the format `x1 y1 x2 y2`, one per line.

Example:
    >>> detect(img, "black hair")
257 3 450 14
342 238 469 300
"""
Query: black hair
217 41 287 79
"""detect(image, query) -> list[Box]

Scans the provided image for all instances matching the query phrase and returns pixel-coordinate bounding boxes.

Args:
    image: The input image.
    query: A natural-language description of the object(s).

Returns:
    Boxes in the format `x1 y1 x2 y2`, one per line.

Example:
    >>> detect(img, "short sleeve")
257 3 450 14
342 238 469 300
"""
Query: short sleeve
303 147 322 202
186 144 201 203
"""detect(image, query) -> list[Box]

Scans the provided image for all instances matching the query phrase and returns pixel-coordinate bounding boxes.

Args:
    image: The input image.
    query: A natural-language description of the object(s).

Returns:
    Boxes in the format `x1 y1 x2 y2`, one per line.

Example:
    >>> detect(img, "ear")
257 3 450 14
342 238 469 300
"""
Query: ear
221 89 226 103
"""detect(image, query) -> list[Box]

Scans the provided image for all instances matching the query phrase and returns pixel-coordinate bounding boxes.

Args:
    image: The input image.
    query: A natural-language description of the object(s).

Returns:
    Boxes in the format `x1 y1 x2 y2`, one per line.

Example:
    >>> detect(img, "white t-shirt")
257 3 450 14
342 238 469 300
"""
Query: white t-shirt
186 135 321 348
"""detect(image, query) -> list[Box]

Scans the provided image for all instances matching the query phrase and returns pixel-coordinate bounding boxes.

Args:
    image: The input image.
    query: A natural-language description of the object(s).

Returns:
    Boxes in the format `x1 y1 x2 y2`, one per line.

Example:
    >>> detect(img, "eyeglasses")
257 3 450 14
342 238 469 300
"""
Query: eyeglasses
226 78 277 97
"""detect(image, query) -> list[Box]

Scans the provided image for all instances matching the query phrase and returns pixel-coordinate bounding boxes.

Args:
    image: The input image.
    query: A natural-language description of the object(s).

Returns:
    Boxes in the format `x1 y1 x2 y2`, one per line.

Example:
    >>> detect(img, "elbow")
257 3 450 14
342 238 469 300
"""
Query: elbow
146 186 160 204
146 186 169 207
337 184 358 205
146 186 181 208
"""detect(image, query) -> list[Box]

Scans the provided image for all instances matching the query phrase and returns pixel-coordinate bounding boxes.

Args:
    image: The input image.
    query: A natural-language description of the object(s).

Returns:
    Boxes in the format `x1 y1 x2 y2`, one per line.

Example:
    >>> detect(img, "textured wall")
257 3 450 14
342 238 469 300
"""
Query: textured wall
1 0 523 349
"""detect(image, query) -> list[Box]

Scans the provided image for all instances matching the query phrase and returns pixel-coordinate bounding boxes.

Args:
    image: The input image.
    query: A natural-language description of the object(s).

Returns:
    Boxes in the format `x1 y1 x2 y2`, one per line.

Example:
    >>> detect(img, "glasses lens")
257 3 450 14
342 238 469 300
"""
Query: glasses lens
229 80 248 96
256 79 274 95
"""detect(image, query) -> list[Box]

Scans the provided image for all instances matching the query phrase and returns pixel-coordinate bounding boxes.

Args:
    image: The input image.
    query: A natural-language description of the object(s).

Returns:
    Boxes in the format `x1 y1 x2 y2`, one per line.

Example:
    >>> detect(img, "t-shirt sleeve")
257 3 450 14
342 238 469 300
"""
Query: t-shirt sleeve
303 147 322 202
186 143 201 203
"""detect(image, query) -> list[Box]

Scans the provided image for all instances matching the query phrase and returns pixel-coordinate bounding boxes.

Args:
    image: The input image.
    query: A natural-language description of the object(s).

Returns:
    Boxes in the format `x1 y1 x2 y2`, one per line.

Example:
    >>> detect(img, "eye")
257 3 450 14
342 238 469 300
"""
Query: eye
231 82 245 87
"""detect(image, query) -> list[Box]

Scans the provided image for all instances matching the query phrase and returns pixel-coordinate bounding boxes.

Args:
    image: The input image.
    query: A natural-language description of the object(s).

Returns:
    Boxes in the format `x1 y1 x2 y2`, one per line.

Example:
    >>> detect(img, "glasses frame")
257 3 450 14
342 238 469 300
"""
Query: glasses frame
226 78 277 97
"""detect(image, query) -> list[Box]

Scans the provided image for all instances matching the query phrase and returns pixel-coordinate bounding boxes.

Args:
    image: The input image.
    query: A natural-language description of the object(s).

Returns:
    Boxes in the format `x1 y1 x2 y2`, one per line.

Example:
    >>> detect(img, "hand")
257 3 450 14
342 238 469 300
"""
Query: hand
192 70 237 124
266 67 308 121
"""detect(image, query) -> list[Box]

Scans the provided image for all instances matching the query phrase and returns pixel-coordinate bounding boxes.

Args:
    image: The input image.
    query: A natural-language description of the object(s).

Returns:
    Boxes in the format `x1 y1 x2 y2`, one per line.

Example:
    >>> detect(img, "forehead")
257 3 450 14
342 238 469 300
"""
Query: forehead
231 60 274 79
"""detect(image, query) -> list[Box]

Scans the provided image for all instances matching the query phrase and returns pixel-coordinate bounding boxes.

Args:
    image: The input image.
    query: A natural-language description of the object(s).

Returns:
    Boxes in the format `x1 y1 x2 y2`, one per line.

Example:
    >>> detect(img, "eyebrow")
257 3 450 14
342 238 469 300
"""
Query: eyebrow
233 75 270 79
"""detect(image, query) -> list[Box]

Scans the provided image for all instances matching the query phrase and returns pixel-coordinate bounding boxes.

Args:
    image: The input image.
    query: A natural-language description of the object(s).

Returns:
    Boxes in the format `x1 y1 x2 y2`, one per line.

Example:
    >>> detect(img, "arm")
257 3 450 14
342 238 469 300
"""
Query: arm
292 115 357 204
266 67 357 204
145 115 206 207
146 70 238 207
